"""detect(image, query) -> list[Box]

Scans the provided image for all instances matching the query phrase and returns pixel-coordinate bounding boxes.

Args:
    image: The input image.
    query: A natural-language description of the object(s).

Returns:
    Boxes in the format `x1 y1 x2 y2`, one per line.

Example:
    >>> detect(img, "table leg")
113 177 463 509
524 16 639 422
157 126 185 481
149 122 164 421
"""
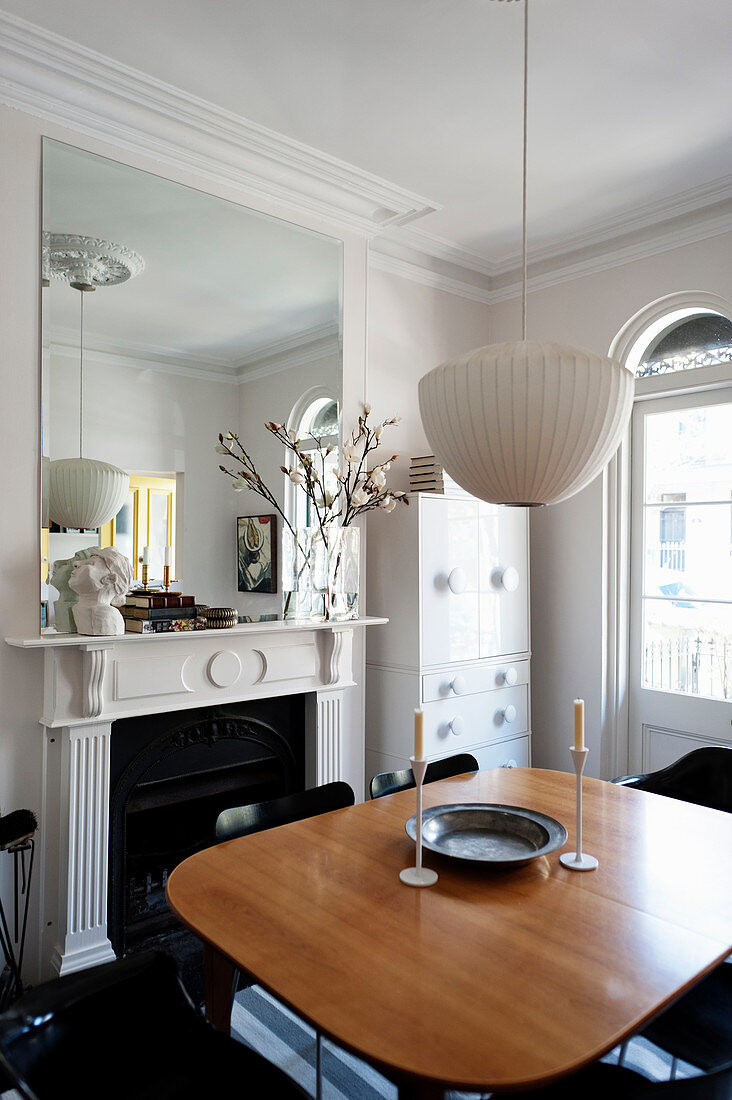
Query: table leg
203 942 236 1035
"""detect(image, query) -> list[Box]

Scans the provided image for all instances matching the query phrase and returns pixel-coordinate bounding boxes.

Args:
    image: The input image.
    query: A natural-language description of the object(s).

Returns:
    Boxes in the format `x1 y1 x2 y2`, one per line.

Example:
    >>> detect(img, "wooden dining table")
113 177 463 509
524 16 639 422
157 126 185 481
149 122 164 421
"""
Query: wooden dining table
166 767 732 1097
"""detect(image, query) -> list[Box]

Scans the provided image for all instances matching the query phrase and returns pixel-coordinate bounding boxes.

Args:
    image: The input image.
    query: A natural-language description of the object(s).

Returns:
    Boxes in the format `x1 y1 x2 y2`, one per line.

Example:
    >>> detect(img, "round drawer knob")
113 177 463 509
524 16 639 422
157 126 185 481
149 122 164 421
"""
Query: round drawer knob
502 666 518 687
449 716 465 736
447 567 467 595
501 704 517 724
499 566 520 592
450 675 467 695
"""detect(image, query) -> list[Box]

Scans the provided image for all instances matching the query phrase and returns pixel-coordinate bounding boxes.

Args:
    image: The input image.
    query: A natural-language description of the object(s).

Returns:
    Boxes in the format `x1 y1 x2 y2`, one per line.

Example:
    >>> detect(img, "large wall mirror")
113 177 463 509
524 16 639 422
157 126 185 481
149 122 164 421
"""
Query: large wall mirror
40 139 343 633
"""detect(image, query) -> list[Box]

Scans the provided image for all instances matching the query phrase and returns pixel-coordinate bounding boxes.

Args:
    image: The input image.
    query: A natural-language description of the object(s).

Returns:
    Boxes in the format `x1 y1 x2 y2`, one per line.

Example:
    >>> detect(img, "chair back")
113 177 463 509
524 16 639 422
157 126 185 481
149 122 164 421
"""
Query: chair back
0 953 198 1100
634 1059 732 1098
369 753 479 799
0 951 309 1100
612 747 732 813
215 780 355 842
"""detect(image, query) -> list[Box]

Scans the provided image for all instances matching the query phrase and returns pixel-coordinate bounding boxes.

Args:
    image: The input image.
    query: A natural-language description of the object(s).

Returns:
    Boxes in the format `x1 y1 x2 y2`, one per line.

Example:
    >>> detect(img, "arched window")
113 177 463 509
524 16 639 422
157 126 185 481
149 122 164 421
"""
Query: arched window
285 390 340 529
635 313 732 379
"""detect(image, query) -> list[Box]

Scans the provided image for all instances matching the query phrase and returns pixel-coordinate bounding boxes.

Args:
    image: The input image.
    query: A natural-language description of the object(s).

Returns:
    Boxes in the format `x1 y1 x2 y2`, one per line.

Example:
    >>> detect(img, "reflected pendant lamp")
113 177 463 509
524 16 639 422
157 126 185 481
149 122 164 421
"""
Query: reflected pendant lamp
48 235 144 529
418 0 634 507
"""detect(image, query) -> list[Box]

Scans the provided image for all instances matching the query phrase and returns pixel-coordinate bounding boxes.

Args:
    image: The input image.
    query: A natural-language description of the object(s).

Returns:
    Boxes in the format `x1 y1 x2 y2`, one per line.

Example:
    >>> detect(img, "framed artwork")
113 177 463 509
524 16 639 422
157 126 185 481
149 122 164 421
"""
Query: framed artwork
237 514 277 593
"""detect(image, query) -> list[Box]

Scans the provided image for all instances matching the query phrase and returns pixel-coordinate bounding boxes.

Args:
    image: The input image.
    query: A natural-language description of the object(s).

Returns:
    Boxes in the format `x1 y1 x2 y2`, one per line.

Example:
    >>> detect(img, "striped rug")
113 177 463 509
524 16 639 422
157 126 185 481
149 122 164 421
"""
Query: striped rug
231 985 697 1099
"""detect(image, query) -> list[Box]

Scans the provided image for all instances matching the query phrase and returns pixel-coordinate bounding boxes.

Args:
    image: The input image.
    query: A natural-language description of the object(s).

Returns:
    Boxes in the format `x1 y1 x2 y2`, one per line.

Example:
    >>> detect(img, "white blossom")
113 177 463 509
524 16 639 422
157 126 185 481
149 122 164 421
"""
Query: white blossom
363 402 372 416
215 443 231 455
289 470 307 486
352 483 372 506
343 443 360 466
374 425 383 440
232 482 247 492
370 467 387 490
380 496 397 513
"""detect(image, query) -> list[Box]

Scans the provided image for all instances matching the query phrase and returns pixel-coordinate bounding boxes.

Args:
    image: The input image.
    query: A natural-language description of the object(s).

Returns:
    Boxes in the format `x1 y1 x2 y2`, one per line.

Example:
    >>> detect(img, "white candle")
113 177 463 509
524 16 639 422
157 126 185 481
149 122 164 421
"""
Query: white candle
414 709 424 761
142 546 150 566
164 546 172 567
574 699 585 751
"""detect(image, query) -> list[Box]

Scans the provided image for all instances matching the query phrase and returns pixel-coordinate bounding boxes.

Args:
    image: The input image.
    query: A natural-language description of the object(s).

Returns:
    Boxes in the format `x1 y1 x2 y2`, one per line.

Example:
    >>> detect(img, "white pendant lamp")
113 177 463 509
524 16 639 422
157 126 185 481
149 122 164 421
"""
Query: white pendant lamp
48 235 143 529
49 457 130 530
418 0 634 507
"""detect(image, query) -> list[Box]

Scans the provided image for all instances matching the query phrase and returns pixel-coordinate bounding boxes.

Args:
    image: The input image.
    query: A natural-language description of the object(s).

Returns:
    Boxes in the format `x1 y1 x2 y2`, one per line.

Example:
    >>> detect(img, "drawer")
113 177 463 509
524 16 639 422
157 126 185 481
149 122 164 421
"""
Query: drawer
470 735 530 770
422 685 528 755
422 660 529 703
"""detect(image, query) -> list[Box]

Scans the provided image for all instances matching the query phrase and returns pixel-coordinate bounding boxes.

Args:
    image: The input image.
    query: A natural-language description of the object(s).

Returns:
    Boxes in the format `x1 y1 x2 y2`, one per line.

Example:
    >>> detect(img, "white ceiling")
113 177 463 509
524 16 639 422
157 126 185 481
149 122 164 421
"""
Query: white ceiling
5 0 732 270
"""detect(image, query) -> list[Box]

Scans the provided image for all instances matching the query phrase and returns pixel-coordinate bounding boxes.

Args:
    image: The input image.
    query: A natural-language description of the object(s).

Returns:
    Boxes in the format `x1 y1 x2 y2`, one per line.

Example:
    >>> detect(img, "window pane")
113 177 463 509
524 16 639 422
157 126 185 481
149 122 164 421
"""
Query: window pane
300 397 339 440
645 404 732 503
644 503 732 602
641 398 732 701
114 493 134 566
635 314 732 378
642 600 732 700
148 492 170 579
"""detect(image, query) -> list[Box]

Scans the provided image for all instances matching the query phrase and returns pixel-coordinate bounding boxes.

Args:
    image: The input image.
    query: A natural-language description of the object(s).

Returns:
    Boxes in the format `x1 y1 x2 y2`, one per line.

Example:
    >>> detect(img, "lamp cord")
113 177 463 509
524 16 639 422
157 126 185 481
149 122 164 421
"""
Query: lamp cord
521 0 528 341
79 289 84 459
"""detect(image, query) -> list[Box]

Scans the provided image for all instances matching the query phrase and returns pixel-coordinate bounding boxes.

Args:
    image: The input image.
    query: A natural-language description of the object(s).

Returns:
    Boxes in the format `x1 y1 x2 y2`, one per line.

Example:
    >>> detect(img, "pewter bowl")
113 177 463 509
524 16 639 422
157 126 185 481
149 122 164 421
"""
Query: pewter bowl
405 803 567 866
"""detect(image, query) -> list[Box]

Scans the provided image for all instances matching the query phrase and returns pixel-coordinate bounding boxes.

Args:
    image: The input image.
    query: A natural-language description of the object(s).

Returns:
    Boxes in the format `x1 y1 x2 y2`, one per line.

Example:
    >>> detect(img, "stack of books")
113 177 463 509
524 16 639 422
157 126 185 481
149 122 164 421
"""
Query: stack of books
409 456 445 493
409 456 472 498
122 592 199 633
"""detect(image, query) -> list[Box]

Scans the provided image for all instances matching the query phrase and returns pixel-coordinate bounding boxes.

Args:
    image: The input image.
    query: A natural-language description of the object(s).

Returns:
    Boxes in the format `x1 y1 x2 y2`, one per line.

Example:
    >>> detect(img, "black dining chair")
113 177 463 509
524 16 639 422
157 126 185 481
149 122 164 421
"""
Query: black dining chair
215 779 356 842
215 780 355 1099
612 747 732 812
612 747 732 1076
369 752 479 799
512 1058 732 1099
0 950 309 1100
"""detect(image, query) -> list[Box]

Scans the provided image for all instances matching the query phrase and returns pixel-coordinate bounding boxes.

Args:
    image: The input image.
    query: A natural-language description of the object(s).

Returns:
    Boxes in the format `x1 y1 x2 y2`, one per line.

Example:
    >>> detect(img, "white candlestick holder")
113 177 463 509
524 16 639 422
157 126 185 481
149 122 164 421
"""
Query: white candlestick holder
400 757 438 888
559 747 599 872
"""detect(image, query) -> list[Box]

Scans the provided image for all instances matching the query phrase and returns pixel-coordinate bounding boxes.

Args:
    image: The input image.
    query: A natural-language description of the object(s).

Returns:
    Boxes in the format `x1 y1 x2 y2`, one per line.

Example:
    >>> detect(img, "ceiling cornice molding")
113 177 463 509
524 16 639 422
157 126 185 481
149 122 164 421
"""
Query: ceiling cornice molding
487 204 732 304
49 337 239 385
234 321 340 371
382 225 500 278
374 199 732 305
48 321 340 384
0 9 439 236
235 327 341 383
368 249 495 304
489 173 732 278
49 328 239 383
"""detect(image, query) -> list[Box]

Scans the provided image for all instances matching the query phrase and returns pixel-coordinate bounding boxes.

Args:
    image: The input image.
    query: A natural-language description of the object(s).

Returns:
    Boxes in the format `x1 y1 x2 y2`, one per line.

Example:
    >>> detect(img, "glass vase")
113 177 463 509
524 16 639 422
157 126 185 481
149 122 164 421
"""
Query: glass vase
282 526 360 622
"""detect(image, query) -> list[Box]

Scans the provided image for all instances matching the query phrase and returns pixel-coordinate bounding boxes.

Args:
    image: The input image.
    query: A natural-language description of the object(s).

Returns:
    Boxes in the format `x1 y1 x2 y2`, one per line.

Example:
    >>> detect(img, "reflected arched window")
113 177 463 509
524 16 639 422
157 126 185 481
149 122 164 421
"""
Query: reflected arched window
286 392 340 529
635 313 732 379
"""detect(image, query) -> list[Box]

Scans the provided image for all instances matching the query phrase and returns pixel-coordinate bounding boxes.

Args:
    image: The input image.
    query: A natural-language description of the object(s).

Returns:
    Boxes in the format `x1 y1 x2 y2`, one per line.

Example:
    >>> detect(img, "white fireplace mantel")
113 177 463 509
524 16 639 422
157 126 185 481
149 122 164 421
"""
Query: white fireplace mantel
7 617 386 977
7 617 386 727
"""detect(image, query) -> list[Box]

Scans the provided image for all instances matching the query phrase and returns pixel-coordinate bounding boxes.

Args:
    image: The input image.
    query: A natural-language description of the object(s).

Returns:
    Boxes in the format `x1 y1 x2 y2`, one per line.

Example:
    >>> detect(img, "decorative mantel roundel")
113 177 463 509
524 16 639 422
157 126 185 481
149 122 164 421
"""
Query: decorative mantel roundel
207 650 242 688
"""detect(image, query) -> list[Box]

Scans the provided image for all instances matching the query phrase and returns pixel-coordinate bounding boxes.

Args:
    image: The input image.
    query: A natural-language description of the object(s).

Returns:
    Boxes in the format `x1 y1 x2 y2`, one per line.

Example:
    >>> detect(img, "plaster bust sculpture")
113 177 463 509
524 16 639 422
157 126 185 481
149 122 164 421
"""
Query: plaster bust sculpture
49 547 96 633
68 546 133 636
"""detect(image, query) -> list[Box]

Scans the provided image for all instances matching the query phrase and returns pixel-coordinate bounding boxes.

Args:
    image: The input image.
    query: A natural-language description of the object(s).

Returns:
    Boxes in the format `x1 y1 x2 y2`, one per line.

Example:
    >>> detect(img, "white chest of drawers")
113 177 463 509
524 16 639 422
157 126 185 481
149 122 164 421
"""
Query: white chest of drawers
365 494 531 782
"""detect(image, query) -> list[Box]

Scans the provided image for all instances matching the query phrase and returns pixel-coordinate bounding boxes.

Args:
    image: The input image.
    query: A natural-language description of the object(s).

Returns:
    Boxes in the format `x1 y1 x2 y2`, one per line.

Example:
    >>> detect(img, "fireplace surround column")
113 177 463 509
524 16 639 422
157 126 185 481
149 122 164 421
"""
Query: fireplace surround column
43 720 116 976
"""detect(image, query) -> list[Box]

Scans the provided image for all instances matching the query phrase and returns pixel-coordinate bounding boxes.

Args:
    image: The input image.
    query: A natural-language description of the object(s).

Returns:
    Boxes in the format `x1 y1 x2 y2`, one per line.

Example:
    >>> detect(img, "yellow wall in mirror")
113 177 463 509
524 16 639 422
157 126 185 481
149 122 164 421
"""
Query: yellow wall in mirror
100 475 175 581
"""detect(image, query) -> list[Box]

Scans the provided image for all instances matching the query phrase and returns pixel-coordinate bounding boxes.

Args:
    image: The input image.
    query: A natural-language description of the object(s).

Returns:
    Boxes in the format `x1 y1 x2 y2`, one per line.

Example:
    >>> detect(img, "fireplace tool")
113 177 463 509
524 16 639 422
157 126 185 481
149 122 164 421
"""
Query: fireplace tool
0 809 37 1010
